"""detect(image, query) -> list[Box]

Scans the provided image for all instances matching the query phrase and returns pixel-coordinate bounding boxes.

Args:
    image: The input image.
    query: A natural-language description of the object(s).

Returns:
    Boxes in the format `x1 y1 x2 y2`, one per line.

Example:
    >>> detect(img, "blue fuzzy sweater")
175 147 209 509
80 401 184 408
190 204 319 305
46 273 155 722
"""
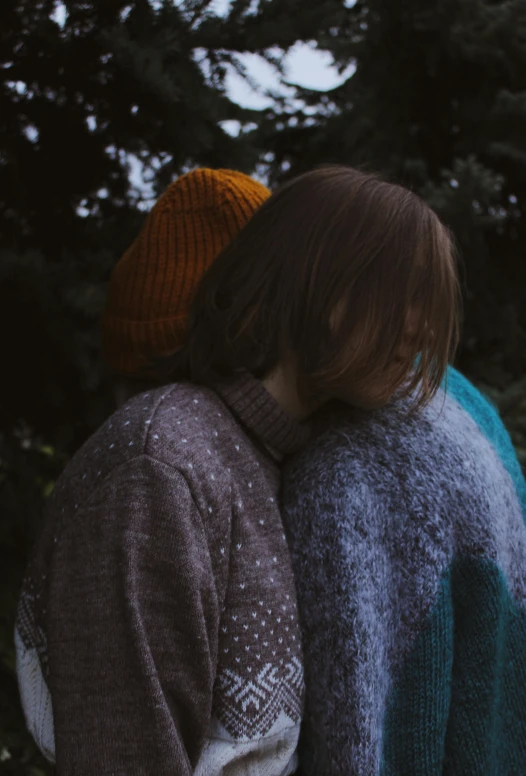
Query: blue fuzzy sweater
282 367 526 775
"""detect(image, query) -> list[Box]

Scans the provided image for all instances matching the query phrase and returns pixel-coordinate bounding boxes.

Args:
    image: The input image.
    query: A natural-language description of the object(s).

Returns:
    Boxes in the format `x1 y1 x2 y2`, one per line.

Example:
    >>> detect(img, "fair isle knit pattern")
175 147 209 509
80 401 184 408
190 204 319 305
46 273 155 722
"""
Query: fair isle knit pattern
282 367 526 776
15 373 306 776
217 657 304 738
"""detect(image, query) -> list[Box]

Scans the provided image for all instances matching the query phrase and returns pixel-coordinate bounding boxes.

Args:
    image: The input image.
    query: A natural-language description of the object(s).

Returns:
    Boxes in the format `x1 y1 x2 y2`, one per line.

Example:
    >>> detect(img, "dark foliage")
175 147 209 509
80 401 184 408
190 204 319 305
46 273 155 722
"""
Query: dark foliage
1 1 525 771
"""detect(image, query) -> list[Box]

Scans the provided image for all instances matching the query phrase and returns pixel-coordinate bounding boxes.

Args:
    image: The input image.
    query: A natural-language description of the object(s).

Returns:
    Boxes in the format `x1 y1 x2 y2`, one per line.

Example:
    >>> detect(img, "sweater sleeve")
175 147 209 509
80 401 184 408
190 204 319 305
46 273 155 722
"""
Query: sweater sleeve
46 454 226 776
445 366 526 517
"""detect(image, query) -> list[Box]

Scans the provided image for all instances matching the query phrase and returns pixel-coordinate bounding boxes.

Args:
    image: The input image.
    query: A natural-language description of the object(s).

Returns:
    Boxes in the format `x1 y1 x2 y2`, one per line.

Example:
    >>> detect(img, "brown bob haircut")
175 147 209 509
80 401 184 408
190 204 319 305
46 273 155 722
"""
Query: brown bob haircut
166 165 461 411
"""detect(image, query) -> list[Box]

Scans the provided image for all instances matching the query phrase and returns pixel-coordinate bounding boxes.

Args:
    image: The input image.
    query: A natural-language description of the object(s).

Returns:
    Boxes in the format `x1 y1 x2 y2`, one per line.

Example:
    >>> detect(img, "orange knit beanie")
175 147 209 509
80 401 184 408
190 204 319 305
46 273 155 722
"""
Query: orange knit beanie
102 168 270 377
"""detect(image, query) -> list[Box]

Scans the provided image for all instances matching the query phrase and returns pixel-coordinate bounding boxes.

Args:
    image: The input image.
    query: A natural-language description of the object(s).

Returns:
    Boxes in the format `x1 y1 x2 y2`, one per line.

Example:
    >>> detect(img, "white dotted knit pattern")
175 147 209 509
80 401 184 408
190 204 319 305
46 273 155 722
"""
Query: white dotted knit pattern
15 381 305 770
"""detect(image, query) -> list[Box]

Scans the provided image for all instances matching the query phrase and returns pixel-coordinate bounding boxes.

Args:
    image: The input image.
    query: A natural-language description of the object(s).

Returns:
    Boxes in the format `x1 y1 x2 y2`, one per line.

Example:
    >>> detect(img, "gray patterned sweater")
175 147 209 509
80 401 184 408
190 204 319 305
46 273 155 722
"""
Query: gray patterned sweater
282 367 526 775
15 373 306 775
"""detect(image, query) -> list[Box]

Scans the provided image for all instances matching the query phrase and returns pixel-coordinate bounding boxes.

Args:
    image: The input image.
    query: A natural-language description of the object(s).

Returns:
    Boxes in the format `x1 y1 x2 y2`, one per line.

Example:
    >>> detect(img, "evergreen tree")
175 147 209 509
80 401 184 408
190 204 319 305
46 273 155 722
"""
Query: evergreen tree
0 0 264 256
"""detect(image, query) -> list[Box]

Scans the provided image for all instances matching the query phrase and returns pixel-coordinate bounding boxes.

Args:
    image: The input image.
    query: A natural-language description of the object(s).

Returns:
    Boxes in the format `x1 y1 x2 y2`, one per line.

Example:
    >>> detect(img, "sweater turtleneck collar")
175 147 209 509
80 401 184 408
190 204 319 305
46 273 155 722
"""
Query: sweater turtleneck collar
214 371 311 459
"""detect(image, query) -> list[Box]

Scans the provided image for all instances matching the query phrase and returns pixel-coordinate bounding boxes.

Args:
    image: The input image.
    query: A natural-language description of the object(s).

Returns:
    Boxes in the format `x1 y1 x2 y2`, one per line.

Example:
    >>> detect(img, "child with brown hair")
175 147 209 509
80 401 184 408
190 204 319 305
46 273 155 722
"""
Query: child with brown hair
281 364 526 775
15 165 460 776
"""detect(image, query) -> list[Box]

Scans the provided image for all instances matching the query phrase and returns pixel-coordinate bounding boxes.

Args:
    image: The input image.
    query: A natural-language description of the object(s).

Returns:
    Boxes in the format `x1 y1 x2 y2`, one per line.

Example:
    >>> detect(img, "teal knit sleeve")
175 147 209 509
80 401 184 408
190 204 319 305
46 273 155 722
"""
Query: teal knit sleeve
444 366 526 518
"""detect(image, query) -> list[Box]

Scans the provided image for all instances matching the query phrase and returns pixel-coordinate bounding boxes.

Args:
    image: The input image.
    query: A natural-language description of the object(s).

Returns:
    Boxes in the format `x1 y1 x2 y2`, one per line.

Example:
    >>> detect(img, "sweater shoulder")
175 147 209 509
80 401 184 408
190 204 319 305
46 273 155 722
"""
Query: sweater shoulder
49 383 241 543
444 366 526 516
283 389 524 570
286 387 509 499
58 382 236 480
